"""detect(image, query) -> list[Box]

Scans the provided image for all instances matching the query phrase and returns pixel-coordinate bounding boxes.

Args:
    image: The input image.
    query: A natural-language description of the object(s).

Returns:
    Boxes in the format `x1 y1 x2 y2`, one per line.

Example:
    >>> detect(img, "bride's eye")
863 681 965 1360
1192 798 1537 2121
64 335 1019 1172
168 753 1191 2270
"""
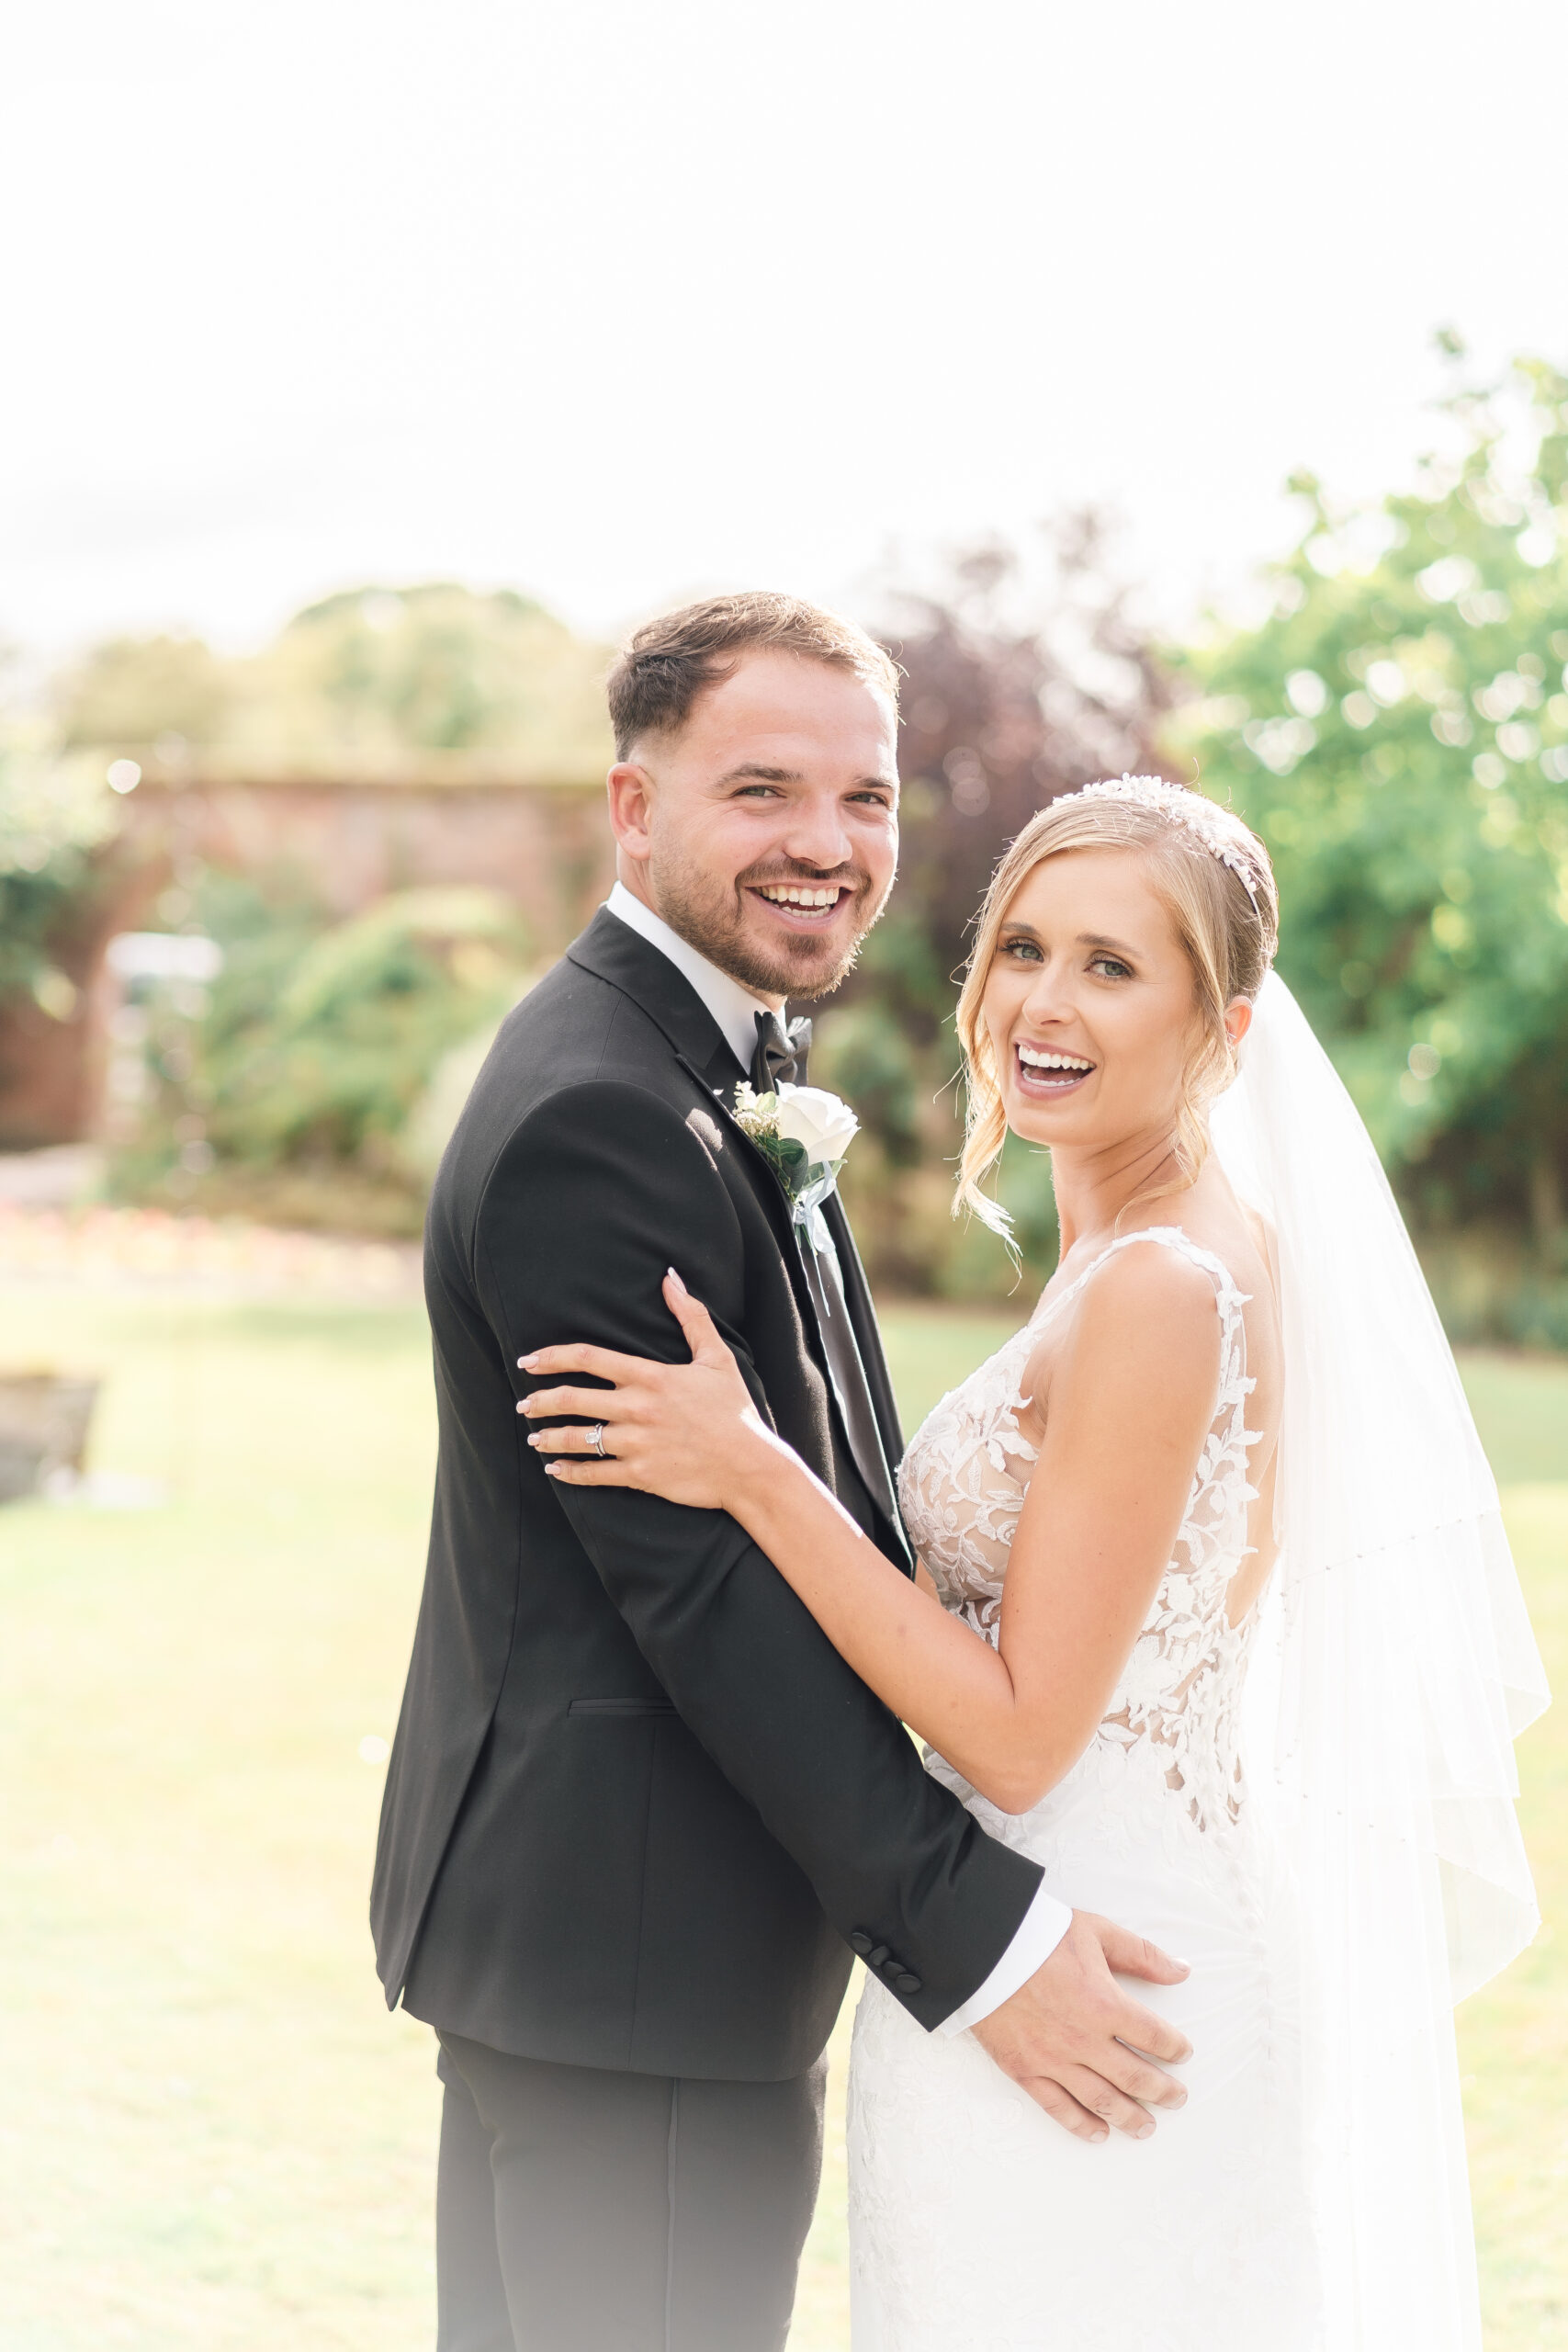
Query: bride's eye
1000 937 1043 964
1089 954 1134 979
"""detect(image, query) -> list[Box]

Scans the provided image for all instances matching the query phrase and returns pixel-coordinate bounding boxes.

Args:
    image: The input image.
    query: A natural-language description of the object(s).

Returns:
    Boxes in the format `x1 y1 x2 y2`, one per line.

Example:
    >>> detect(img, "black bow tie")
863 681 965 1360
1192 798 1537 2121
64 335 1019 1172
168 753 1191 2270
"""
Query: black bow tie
750 1011 813 1094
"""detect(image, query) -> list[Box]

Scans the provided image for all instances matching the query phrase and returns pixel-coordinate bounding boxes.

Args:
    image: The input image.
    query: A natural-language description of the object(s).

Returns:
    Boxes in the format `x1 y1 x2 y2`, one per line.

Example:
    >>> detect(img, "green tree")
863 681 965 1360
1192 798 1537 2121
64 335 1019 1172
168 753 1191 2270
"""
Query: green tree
236 583 613 772
53 585 615 776
55 635 233 750
1176 351 1568 1279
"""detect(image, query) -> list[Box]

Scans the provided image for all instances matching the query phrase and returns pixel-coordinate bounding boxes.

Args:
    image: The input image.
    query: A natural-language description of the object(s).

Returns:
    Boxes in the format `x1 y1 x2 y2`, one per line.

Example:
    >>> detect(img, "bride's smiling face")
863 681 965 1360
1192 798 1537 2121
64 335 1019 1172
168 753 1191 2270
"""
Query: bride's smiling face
980 848 1202 1155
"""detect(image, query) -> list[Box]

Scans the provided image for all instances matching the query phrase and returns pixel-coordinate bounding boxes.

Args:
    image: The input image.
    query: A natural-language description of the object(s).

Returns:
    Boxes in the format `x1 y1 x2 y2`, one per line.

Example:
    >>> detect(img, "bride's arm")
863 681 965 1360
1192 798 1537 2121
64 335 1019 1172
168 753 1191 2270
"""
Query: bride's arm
525 1254 1220 1815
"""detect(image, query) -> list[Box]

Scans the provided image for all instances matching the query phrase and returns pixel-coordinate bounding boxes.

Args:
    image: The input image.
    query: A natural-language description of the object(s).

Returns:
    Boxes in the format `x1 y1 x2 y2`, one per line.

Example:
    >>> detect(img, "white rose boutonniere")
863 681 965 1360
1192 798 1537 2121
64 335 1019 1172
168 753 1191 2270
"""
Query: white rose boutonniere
731 1080 859 1250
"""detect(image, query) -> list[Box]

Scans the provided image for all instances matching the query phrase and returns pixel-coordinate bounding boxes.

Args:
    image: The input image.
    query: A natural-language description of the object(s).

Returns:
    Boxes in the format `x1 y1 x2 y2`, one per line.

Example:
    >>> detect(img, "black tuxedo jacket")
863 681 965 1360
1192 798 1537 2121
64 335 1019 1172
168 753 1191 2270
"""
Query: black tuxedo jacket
371 909 1043 2080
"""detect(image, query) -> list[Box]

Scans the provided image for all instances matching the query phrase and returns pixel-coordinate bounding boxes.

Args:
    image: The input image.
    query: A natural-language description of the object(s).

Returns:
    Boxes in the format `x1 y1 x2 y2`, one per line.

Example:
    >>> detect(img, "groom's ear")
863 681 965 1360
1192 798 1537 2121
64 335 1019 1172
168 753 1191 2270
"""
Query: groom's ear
607 761 657 861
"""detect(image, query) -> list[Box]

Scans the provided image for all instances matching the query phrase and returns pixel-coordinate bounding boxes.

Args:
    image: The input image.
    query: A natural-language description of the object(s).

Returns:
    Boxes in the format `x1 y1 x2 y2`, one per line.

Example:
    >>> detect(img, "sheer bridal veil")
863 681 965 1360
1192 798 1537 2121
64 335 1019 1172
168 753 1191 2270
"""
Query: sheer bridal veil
1212 974 1549 2350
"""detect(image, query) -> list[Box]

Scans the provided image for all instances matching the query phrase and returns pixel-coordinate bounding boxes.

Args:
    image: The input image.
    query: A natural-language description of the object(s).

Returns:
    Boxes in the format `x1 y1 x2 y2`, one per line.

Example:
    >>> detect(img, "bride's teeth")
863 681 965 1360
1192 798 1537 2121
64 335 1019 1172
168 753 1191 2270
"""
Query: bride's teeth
1017 1046 1092 1072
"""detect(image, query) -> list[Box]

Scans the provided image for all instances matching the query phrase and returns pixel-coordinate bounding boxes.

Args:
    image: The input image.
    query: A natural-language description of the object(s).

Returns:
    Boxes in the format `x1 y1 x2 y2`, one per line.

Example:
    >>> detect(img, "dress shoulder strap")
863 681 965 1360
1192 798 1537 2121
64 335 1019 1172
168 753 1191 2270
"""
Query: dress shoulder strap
1030 1225 1249 1341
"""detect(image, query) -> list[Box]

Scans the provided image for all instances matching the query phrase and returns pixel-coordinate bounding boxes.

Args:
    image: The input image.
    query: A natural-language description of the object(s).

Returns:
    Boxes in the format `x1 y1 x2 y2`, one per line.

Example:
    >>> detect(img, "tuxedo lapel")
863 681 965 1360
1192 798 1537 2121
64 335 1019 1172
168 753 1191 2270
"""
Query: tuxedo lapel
691 1068 907 1565
791 1225 908 1562
566 910 908 1562
567 909 746 1091
673 1048 826 1340
820 1193 907 1479
566 912 844 1394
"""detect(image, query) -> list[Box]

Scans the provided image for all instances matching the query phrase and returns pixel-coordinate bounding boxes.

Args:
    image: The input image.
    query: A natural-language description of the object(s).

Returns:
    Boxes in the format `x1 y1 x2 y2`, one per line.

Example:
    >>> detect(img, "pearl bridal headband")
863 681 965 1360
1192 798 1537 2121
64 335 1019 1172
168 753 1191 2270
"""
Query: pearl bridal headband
1056 774 1268 917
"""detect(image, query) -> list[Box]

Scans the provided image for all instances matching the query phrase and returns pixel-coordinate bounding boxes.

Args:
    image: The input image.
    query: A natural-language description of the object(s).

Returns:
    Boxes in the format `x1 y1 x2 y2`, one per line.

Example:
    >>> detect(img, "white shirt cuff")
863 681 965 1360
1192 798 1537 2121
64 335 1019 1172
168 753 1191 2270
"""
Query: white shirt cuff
937 1880 1073 2035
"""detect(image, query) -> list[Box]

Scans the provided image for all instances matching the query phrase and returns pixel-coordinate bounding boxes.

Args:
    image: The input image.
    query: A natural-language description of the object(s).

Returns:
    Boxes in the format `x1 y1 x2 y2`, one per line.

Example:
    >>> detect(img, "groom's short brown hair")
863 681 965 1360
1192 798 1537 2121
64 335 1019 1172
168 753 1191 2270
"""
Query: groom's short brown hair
606 592 899 759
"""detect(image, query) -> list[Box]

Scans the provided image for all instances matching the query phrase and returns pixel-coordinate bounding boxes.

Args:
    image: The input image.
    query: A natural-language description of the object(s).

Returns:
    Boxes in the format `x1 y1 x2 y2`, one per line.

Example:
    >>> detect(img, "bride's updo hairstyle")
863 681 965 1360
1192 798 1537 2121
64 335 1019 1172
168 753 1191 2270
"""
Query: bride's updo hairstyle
953 778 1278 1233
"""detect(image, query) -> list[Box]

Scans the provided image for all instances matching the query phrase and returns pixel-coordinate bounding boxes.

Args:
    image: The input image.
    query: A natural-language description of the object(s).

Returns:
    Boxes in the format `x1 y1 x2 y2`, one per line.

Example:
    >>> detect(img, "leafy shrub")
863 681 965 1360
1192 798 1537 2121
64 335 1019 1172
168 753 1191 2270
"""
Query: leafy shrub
114 876 530 1219
0 742 116 1006
206 884 527 1167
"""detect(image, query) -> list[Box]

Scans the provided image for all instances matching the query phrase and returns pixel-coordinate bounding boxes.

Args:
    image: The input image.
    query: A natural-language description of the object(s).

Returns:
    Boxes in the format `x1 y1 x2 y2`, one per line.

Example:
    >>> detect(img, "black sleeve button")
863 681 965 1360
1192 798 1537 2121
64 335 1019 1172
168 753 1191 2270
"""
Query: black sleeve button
865 1945 890 1968
849 1932 874 1956
895 1971 922 1994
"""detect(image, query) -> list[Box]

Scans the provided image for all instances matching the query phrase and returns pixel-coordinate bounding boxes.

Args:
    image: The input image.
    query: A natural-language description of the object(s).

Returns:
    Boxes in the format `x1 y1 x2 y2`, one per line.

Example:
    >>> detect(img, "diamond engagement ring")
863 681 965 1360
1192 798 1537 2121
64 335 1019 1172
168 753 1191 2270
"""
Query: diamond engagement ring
587 1423 607 1457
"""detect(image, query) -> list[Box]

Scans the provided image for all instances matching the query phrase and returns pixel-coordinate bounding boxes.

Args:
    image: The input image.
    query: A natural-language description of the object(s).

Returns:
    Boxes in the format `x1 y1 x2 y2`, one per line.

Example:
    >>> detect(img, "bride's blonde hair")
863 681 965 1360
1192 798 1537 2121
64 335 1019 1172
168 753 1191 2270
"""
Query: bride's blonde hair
953 783 1279 1235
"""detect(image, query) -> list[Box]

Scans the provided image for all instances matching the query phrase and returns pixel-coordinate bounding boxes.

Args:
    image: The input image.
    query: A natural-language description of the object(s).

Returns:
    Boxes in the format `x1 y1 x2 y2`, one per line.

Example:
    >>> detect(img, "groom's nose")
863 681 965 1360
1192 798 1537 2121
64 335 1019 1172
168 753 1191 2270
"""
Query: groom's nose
775 789 855 873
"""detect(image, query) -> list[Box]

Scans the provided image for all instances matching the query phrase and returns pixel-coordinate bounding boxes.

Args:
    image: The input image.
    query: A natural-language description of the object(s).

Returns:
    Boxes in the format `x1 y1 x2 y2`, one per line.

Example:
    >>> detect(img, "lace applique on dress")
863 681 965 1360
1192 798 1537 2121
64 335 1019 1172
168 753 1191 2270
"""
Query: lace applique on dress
897 1227 1263 1841
848 1229 1319 2352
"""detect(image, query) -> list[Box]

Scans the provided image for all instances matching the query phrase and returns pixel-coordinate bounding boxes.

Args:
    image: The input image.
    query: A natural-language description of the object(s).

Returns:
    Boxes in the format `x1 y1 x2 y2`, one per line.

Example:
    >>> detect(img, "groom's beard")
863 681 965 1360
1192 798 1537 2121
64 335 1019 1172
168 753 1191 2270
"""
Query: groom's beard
649 853 888 1001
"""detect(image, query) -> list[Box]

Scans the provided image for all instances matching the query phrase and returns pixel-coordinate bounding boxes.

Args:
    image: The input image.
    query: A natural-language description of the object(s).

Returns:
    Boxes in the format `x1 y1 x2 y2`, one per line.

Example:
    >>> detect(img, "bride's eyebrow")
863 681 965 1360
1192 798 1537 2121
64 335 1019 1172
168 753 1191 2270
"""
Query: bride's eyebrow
1077 931 1141 959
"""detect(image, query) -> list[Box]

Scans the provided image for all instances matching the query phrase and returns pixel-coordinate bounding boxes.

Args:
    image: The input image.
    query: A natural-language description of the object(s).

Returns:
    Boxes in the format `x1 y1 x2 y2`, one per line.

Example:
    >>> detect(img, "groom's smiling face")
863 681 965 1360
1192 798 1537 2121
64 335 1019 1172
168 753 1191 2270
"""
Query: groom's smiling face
607 650 900 1002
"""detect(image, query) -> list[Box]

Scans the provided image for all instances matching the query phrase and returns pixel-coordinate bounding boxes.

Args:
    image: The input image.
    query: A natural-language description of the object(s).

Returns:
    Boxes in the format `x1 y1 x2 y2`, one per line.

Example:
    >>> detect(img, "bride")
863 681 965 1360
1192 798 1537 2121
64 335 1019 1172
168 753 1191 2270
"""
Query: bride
523 777 1547 2349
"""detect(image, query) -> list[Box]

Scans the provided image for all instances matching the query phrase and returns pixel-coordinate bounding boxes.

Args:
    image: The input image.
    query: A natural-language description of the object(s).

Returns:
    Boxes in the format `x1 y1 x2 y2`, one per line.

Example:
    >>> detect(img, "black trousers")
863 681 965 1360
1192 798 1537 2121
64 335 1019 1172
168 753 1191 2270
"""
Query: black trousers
434 2032 826 2352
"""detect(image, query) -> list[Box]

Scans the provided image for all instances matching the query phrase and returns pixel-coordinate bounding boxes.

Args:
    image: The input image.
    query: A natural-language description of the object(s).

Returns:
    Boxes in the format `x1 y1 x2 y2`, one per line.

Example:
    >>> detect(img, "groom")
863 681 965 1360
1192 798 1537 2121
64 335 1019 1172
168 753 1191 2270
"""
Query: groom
371 594 1191 2351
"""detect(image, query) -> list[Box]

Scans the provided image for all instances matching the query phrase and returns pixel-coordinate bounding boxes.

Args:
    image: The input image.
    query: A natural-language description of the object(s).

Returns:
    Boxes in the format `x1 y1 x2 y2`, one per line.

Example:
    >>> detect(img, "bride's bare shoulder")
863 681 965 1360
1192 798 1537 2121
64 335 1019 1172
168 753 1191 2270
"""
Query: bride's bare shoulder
1072 1237 1224 1344
1019 1237 1221 1434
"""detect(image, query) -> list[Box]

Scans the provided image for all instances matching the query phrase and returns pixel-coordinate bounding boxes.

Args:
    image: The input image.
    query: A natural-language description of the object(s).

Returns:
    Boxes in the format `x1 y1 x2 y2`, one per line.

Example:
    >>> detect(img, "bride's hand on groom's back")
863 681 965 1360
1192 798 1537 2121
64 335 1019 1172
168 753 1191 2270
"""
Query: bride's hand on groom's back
971 1912 1191 2145
518 1269 786 1513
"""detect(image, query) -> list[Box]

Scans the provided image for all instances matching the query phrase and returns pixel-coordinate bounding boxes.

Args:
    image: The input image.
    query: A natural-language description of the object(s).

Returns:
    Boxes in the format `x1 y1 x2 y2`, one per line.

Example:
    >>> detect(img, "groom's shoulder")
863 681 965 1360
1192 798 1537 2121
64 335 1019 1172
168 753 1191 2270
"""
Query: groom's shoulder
436 944 705 1209
486 945 676 1107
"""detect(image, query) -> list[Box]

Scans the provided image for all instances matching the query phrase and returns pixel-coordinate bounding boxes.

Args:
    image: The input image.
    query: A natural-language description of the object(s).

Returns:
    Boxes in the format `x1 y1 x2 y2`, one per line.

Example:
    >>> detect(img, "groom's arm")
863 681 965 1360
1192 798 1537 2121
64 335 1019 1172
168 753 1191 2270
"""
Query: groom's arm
476 1079 1050 2029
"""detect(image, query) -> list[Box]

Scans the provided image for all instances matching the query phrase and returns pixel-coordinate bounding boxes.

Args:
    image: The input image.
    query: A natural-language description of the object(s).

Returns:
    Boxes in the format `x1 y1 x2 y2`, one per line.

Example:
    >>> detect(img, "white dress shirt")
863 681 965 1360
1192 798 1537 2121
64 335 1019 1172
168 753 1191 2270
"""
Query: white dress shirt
602 883 1074 2024
605 882 773 1073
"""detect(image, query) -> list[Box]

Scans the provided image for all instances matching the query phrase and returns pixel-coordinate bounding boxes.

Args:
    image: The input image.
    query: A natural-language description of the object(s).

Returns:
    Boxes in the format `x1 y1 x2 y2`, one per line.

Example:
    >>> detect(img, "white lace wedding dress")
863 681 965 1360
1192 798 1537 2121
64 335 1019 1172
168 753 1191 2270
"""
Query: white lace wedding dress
847 1227 1324 2351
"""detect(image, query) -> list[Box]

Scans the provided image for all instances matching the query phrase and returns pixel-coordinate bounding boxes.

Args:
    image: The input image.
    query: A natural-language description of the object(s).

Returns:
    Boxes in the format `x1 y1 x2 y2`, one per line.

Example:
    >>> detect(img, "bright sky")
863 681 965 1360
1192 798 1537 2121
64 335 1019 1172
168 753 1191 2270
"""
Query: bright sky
4 0 1564 661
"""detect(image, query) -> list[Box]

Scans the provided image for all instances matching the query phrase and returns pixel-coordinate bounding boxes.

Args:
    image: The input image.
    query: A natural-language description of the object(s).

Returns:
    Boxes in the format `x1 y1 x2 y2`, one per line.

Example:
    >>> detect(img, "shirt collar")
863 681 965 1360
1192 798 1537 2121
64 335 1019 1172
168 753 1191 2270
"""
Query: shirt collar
604 881 779 1075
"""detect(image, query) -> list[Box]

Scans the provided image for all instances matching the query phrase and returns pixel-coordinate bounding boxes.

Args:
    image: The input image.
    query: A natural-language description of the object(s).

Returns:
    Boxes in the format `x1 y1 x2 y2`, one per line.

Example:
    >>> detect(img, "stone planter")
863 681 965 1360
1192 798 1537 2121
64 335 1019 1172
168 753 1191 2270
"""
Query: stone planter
0 1374 101 1503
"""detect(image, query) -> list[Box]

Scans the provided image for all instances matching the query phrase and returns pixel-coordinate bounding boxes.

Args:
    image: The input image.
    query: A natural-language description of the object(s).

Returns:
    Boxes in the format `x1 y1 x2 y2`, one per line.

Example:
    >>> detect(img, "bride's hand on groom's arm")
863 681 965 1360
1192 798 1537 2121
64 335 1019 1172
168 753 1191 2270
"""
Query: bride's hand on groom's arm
519 1267 796 1513
972 1912 1192 2145
526 1262 1196 2146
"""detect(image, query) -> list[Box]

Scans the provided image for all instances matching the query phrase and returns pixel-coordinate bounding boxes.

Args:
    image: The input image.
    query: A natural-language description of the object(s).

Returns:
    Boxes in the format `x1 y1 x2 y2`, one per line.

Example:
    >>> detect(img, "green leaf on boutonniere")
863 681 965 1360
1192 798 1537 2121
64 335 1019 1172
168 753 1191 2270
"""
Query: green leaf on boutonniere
750 1130 808 1190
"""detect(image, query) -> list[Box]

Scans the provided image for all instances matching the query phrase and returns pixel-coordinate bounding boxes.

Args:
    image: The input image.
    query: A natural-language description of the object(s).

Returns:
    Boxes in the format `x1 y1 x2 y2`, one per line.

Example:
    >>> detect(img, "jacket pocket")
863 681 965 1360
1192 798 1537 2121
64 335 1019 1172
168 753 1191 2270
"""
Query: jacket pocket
567 1696 677 1717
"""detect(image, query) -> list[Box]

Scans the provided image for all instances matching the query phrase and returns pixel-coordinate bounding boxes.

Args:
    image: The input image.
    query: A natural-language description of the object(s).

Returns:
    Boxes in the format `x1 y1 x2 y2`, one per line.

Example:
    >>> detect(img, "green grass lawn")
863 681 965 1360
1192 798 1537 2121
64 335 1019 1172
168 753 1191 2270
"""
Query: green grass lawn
1 1283 1562 2349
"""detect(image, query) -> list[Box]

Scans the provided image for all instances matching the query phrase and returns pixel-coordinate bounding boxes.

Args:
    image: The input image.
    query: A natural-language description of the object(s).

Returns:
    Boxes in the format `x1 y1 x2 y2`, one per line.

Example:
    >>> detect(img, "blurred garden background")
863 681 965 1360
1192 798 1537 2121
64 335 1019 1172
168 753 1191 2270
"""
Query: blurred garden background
6 0 1568 2335
4 342 1566 2348
6 348 1568 1328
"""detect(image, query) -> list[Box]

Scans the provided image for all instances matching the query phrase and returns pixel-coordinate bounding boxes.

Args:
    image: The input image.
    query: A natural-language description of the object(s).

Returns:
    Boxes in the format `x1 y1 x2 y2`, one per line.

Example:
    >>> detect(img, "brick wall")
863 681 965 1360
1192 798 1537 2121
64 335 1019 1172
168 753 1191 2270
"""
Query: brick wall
0 762 615 1148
